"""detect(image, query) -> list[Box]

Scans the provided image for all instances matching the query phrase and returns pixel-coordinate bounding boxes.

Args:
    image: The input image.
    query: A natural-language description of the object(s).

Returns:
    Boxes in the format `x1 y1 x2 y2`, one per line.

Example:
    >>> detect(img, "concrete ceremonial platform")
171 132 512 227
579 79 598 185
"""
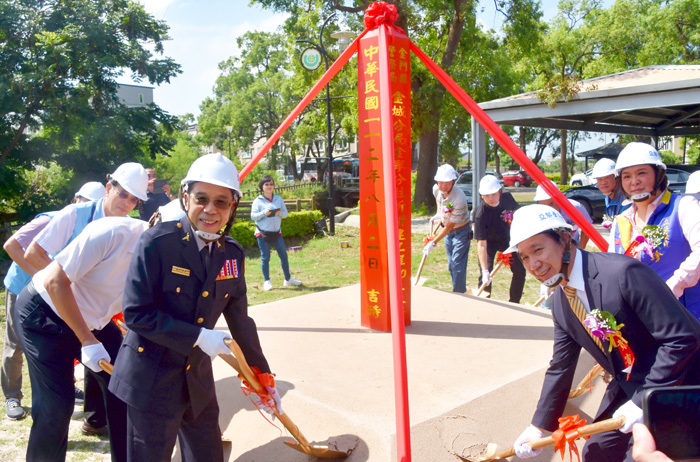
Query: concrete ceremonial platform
174 285 606 462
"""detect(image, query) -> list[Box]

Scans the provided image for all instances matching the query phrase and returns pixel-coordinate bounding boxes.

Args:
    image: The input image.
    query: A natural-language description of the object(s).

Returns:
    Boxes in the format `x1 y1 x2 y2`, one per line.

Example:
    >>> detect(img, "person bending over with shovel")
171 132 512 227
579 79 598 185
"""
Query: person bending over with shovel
508 204 700 462
473 174 526 303
109 154 281 462
423 164 471 293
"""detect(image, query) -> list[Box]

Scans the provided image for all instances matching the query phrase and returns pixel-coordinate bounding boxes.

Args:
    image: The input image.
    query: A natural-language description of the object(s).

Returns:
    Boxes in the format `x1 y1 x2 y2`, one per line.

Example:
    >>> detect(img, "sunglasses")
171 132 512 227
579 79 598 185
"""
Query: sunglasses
114 186 140 204
191 194 232 210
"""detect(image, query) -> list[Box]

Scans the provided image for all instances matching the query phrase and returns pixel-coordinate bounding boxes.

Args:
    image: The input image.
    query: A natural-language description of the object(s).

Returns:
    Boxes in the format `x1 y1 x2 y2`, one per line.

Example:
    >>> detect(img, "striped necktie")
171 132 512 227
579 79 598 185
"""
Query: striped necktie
563 285 605 353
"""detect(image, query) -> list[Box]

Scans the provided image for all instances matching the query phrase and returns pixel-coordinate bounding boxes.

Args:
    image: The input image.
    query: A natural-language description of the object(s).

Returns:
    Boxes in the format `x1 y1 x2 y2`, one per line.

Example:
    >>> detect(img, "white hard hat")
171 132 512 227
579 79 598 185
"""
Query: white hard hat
75 181 105 201
615 142 666 175
507 204 572 253
591 158 617 179
686 171 700 194
181 154 242 197
110 163 149 201
434 164 458 182
479 175 501 195
533 180 559 201
158 199 186 222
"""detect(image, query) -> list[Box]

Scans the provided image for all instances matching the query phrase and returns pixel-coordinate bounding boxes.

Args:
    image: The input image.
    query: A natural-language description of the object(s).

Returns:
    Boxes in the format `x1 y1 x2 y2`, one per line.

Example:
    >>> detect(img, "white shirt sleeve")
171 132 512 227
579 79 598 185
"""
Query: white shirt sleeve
33 204 78 256
666 194 700 297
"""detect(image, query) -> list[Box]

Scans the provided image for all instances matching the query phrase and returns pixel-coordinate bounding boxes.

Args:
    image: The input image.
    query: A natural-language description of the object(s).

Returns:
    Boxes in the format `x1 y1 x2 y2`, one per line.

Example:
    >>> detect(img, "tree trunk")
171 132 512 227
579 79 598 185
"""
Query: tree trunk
519 126 526 155
494 144 500 175
560 129 568 185
412 0 470 210
413 117 441 210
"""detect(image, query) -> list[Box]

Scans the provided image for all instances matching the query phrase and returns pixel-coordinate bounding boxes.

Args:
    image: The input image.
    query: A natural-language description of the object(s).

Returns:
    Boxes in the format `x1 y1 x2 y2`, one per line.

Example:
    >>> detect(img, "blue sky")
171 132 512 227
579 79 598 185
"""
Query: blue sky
132 0 611 118
131 0 619 154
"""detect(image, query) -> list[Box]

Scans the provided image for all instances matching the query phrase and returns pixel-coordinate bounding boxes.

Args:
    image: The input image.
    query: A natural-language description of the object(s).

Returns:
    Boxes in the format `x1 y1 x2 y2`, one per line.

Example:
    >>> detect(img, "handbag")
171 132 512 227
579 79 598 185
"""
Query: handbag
259 229 281 243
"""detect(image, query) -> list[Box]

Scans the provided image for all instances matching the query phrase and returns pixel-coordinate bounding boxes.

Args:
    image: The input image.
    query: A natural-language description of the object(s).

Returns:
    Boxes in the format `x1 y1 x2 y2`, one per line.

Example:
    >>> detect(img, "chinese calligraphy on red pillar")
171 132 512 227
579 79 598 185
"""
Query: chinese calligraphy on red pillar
358 27 412 332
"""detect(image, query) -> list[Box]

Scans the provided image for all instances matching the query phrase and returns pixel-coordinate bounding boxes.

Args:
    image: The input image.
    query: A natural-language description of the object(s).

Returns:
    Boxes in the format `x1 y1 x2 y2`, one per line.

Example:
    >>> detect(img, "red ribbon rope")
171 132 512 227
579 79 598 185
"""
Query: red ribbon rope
496 252 512 269
552 414 589 462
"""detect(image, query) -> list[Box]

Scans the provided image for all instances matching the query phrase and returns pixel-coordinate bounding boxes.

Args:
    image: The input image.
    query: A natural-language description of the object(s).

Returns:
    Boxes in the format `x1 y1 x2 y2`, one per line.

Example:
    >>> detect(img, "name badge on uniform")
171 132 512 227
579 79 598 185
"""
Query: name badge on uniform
172 266 191 277
216 259 238 280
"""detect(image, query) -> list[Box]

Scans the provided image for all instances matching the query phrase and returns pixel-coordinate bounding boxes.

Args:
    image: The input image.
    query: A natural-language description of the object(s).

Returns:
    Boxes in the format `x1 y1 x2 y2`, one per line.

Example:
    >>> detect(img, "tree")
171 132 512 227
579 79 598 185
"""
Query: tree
0 0 181 173
251 0 543 210
198 10 358 183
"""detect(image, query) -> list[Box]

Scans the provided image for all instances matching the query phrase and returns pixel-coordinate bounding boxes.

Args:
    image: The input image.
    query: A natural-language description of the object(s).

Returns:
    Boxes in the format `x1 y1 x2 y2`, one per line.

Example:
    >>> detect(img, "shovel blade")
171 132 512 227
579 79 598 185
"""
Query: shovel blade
283 441 348 459
411 276 427 286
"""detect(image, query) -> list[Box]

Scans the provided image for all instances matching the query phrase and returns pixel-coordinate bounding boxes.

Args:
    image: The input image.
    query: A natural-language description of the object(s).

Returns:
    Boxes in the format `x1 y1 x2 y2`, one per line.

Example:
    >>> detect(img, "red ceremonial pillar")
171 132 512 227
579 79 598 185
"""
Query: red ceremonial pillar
358 19 412 333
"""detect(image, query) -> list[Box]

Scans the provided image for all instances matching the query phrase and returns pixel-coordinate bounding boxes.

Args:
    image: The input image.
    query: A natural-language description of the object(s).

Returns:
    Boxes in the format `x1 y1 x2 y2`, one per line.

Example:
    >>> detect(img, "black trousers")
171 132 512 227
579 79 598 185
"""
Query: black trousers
127 395 223 462
16 286 126 462
85 363 108 428
477 241 526 303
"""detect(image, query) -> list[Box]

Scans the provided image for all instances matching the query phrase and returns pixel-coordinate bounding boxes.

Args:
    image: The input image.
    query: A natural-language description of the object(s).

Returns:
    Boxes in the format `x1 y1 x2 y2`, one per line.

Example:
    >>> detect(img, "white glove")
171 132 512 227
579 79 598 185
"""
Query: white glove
613 399 643 434
81 343 111 373
423 241 436 256
195 328 232 358
430 214 441 225
540 284 552 300
481 269 492 286
251 385 284 416
514 425 544 458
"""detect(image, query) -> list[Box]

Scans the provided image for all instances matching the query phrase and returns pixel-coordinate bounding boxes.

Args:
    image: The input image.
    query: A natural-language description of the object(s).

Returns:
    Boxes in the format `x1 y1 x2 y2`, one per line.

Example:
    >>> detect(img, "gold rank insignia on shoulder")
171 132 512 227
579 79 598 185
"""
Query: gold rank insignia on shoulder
182 232 190 242
172 266 191 277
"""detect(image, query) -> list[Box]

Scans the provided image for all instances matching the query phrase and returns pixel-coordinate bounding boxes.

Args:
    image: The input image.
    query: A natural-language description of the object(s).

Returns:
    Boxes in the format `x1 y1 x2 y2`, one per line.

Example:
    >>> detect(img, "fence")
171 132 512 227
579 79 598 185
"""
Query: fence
239 180 317 198
235 198 317 219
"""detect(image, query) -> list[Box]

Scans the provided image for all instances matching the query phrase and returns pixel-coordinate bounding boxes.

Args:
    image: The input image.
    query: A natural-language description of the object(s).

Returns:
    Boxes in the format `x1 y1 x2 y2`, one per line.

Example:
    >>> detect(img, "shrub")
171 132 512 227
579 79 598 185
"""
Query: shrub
229 210 323 247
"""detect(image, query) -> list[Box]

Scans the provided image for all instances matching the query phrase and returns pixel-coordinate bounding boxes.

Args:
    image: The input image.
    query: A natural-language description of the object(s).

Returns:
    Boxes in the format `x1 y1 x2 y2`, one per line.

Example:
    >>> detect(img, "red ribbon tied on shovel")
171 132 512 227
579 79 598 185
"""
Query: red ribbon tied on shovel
552 414 589 462
364 1 399 29
496 252 512 269
423 233 435 245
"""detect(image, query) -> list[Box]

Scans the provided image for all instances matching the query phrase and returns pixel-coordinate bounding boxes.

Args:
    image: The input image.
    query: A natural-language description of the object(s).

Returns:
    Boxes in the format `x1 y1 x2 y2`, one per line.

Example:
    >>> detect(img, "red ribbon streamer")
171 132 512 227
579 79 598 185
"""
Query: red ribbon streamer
496 252 512 269
552 414 589 462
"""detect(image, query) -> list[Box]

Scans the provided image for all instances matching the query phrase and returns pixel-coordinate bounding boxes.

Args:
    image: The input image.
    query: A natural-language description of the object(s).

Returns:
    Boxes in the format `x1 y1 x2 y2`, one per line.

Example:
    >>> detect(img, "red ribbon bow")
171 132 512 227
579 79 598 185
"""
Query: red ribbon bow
364 1 399 30
423 233 435 245
552 414 589 462
496 252 512 268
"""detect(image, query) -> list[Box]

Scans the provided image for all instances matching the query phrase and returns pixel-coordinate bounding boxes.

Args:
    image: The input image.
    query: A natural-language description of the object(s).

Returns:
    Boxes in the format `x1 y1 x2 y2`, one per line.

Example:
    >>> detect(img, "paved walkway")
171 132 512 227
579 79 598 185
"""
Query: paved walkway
185 285 604 462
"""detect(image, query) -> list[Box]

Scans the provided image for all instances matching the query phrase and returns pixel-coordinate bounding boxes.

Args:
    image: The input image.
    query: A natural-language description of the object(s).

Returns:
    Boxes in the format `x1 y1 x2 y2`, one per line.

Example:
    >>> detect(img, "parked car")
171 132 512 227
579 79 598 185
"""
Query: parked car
501 170 532 187
569 168 595 186
563 168 689 222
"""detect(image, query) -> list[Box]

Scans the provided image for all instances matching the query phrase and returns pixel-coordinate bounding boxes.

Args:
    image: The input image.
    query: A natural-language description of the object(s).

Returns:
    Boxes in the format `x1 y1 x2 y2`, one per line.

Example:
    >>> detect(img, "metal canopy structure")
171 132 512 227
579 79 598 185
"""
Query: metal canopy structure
469 65 700 212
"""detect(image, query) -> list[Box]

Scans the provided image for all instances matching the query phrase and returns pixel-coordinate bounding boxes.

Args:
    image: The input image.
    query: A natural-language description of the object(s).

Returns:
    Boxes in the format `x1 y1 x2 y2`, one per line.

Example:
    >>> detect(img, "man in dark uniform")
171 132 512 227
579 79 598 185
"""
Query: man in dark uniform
473 174 526 303
509 204 700 462
109 154 280 462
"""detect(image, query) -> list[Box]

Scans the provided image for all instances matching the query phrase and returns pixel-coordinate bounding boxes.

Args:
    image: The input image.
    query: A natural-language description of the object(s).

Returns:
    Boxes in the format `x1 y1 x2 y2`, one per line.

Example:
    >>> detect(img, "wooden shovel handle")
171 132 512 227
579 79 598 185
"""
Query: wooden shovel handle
568 364 604 399
220 340 314 449
414 222 442 285
98 359 113 375
476 261 504 296
492 416 625 460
